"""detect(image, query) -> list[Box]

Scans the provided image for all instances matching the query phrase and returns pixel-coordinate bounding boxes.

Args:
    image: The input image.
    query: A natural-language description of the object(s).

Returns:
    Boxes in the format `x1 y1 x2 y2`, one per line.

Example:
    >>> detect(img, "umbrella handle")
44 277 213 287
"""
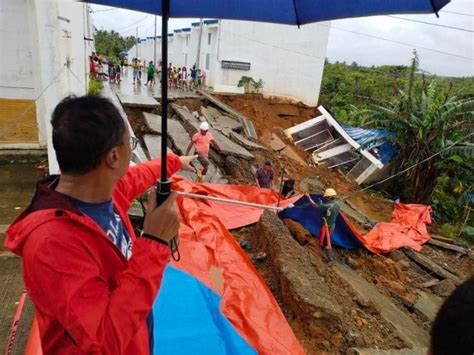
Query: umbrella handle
156 179 180 261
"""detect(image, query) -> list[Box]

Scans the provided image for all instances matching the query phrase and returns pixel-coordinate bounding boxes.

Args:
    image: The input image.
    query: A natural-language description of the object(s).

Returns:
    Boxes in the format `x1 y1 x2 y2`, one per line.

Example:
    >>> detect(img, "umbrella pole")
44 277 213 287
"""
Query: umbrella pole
157 0 170 203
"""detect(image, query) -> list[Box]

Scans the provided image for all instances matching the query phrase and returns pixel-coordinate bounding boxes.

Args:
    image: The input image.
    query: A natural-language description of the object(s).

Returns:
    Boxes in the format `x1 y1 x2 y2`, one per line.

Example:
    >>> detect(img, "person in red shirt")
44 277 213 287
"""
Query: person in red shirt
185 121 221 181
5 95 196 354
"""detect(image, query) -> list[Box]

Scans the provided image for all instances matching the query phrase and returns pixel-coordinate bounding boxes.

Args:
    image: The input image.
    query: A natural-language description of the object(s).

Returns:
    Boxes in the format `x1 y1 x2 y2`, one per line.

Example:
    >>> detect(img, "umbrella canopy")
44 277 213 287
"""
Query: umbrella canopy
87 0 449 25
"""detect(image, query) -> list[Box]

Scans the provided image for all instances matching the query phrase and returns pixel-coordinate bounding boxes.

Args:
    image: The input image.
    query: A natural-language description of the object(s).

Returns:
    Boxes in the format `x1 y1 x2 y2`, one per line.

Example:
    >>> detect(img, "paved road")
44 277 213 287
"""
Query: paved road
108 66 202 101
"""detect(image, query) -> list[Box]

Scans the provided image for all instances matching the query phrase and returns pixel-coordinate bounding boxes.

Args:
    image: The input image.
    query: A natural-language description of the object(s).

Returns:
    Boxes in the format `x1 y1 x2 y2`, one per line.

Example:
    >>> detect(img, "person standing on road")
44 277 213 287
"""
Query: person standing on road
145 61 155 86
4 95 197 354
255 160 274 190
185 121 221 182
132 58 140 85
306 188 340 265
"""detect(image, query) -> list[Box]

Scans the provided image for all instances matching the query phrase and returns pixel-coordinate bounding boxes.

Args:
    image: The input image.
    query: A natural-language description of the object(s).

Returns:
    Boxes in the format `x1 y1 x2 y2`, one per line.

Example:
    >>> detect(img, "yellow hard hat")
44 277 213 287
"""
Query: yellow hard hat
323 188 337 197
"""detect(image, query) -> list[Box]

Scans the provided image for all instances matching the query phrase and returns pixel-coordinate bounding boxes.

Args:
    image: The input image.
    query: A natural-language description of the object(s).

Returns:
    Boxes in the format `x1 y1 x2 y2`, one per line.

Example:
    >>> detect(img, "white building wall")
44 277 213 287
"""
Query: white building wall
0 0 35 100
0 0 93 172
214 20 330 106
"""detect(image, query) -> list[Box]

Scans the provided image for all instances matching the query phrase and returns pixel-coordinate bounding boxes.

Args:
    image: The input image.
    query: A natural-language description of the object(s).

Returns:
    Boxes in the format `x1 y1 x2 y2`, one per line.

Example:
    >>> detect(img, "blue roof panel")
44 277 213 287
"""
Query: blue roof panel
341 124 397 164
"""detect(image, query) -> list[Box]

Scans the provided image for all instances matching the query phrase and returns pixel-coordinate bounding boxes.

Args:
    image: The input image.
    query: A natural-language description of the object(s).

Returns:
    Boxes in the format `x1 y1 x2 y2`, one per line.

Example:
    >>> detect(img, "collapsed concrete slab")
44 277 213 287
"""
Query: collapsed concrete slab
255 211 343 328
200 106 243 136
333 263 429 348
228 131 267 151
142 112 191 155
143 135 173 158
270 134 307 166
171 104 254 160
117 94 159 109
197 90 258 140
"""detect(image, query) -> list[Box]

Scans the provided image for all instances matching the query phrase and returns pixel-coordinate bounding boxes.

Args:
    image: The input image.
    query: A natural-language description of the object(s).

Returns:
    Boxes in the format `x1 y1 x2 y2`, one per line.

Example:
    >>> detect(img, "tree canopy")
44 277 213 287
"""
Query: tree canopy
320 53 474 237
94 30 136 59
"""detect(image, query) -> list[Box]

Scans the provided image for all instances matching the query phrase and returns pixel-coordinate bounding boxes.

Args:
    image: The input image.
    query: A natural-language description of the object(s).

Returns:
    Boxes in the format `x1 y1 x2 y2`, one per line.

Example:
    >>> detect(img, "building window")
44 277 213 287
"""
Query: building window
208 33 212 45
205 53 210 70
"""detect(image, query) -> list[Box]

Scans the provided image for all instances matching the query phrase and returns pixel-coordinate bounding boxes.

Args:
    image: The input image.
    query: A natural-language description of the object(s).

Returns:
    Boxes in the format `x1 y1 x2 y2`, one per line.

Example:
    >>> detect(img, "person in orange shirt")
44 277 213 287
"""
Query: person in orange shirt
186 122 221 181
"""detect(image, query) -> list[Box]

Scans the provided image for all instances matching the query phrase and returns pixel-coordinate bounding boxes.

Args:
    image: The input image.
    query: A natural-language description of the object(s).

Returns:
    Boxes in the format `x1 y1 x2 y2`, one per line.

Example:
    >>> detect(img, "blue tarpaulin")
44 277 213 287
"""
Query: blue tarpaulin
278 195 363 249
153 265 256 354
86 0 450 25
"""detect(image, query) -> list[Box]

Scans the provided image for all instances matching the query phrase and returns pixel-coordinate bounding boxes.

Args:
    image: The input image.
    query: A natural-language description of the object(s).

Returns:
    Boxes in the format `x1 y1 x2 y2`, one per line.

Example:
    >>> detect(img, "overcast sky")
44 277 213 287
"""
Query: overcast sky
91 0 473 77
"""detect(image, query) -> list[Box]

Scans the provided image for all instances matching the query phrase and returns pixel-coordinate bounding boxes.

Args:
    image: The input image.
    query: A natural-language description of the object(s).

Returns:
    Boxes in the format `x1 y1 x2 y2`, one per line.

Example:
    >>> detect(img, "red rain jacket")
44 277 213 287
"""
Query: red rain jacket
4 155 181 354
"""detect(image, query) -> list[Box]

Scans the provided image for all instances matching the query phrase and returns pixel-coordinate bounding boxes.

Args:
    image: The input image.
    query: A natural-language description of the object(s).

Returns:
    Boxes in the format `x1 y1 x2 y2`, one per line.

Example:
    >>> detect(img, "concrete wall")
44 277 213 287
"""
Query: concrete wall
129 20 330 105
0 0 93 172
215 20 330 105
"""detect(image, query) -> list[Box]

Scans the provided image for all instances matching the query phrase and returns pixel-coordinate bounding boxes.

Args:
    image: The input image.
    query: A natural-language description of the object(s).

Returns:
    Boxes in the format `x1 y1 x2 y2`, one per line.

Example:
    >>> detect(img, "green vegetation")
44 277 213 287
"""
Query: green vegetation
87 75 103 96
238 76 264 93
320 52 473 240
94 30 137 59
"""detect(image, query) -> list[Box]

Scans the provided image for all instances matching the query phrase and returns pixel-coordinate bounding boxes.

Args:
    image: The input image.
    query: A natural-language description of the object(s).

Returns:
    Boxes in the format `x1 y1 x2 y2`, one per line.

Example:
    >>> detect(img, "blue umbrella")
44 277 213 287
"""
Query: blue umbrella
84 0 450 203
118 51 128 57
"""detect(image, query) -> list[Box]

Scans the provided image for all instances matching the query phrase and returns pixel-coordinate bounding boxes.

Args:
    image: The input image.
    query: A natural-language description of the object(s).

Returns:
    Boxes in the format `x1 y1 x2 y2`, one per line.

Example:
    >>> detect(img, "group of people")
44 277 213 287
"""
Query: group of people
167 64 207 90
89 53 122 83
129 58 207 91
4 95 474 354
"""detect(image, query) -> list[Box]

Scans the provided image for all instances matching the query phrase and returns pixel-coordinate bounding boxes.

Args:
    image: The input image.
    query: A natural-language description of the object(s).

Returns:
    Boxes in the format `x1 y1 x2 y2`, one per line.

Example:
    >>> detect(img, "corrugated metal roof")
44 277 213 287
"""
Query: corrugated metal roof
341 125 397 164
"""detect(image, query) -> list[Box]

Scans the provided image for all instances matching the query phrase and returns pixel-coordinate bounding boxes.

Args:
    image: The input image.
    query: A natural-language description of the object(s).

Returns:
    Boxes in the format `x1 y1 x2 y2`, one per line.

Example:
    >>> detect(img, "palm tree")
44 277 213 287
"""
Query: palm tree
353 52 474 203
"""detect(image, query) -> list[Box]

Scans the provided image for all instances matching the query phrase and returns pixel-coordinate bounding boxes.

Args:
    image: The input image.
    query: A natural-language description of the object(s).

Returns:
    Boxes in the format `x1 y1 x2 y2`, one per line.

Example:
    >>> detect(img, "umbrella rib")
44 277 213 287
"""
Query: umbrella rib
428 0 440 17
292 0 301 27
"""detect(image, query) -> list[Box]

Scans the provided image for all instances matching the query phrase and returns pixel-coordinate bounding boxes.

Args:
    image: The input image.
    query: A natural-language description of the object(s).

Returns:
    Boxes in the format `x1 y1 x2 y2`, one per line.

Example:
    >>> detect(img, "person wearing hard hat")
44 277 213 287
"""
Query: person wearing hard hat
306 188 340 265
185 121 221 181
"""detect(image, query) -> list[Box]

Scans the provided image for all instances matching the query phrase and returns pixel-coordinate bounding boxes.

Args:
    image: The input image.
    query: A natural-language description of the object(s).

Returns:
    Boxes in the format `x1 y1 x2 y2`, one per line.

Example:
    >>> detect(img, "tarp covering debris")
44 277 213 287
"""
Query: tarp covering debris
360 203 432 254
278 194 364 249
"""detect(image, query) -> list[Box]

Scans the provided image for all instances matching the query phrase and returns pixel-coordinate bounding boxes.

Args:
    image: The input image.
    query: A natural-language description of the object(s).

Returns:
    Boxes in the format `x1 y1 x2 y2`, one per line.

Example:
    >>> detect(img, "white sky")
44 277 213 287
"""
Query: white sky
91 0 474 77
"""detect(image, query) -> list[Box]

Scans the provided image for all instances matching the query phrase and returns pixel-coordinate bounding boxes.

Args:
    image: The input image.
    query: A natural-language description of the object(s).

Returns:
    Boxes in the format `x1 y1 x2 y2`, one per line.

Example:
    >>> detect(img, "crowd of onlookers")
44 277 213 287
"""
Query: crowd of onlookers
89 53 207 90
89 53 123 83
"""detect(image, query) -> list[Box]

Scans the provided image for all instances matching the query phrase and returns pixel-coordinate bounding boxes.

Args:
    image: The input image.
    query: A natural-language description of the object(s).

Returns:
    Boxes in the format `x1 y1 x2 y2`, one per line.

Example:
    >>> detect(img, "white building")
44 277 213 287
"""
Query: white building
129 19 330 106
0 0 94 172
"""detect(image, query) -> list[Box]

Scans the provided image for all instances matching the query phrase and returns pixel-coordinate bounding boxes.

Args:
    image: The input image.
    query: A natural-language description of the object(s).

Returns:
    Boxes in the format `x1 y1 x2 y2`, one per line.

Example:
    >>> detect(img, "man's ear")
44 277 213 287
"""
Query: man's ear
104 147 120 169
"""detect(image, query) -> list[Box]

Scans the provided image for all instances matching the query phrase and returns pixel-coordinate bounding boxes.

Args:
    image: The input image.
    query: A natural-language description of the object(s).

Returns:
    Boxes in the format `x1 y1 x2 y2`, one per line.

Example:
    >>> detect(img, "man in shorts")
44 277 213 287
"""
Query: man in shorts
186 122 221 181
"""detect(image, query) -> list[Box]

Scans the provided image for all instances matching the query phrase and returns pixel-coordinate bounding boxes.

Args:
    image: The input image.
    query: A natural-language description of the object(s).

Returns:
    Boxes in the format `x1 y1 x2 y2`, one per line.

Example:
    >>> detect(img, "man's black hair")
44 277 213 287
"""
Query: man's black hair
51 95 126 175
431 277 474 355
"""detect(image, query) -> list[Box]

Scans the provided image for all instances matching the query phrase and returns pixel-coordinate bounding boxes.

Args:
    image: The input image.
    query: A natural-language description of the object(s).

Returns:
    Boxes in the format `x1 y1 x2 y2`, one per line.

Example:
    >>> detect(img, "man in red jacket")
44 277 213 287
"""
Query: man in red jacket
5 95 196 354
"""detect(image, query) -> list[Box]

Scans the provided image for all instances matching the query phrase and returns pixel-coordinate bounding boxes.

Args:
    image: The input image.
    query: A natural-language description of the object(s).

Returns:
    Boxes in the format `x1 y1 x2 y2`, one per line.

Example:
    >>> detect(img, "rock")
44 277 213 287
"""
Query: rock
346 257 360 269
255 252 267 262
239 241 252 251
321 340 331 350
432 279 456 297
397 260 410 270
312 311 323 319
376 276 406 295
224 155 241 175
353 315 368 328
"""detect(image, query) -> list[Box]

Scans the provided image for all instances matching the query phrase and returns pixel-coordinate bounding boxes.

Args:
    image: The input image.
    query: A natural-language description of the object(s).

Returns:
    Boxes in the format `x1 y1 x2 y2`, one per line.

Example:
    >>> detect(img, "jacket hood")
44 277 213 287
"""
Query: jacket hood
4 175 83 256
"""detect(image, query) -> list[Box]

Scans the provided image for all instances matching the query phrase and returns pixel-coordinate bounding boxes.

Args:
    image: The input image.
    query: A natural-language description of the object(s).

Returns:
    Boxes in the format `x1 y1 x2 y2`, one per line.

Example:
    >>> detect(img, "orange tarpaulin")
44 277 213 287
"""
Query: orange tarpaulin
360 203 432 254
171 176 304 354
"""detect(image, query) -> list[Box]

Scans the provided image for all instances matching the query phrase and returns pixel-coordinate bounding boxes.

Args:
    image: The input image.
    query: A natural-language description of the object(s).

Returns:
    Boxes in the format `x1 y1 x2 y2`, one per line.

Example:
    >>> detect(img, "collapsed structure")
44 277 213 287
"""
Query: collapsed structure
284 106 398 184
